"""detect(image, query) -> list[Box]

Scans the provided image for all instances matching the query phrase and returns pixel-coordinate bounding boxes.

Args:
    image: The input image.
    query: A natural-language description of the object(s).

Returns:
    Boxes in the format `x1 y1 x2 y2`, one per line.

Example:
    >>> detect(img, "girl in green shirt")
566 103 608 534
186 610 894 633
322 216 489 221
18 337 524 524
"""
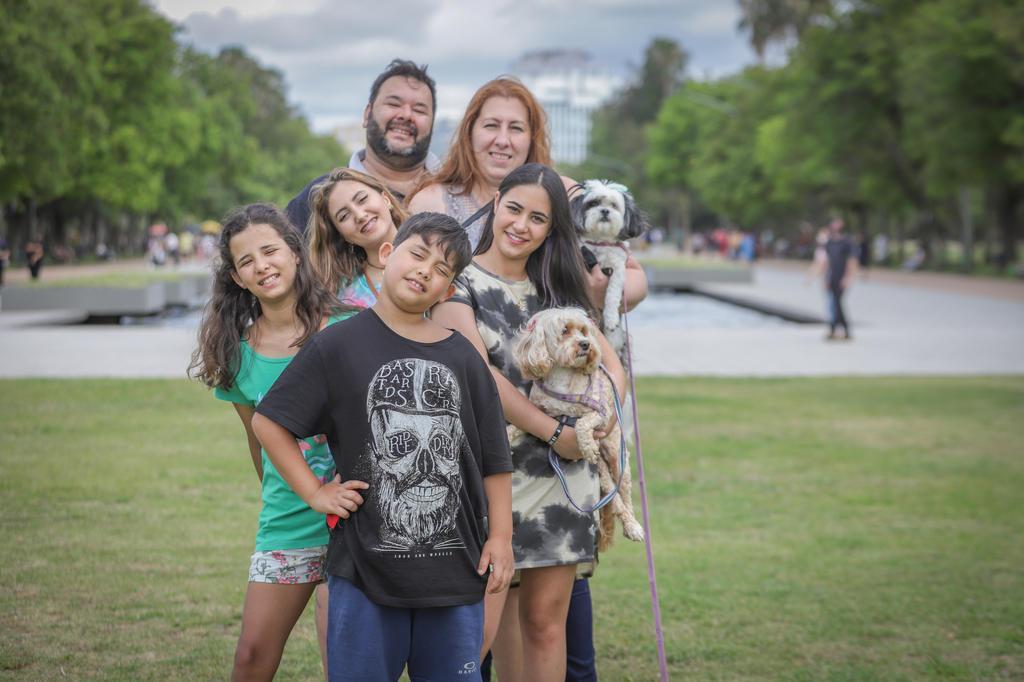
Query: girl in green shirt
189 203 354 680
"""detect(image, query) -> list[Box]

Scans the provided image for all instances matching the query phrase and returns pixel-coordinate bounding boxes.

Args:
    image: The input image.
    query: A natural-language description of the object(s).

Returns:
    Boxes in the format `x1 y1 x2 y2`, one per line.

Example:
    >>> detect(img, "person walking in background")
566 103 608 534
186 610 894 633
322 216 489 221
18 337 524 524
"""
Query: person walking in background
857 230 871 279
812 218 858 340
0 234 10 288
24 235 44 280
179 230 194 262
165 231 180 267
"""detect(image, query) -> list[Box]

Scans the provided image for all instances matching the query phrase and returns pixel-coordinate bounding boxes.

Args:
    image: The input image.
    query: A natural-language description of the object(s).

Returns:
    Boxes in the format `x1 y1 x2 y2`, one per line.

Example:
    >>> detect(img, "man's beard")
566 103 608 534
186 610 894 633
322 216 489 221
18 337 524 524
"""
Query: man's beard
365 117 432 171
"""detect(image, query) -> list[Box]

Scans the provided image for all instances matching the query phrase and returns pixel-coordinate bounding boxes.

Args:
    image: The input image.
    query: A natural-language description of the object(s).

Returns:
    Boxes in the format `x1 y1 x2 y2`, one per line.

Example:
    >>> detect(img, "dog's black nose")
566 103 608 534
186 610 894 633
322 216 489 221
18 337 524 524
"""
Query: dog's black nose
600 208 609 218
579 340 590 351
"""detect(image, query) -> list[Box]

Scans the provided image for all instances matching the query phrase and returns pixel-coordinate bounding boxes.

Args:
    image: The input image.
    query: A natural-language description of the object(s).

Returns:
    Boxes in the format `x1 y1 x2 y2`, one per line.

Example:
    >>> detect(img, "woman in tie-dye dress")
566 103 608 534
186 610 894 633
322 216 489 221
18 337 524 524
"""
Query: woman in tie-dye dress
433 163 626 682
306 167 408 309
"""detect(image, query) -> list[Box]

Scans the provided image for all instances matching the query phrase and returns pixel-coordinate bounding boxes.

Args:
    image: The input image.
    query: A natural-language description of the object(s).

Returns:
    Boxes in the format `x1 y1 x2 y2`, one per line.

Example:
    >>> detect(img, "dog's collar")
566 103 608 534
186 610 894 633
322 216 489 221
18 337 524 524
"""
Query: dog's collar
535 371 608 417
585 240 630 250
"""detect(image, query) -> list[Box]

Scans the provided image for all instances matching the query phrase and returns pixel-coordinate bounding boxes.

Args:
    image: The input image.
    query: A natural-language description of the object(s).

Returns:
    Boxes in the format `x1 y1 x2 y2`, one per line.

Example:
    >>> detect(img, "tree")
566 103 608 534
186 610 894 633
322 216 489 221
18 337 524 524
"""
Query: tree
649 69 796 229
71 0 183 214
0 0 97 207
570 38 689 230
0 0 346 257
737 0 834 62
899 0 1024 266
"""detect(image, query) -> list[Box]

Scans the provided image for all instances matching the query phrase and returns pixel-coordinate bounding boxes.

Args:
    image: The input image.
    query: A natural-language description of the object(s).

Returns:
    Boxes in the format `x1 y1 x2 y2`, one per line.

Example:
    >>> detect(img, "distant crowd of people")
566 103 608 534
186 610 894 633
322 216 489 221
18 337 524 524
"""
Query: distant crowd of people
145 227 219 268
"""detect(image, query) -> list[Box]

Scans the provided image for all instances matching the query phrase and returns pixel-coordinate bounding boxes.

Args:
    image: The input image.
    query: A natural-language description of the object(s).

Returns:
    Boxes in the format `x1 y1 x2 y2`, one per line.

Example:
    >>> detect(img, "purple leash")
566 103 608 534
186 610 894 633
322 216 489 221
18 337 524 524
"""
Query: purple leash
623 308 670 681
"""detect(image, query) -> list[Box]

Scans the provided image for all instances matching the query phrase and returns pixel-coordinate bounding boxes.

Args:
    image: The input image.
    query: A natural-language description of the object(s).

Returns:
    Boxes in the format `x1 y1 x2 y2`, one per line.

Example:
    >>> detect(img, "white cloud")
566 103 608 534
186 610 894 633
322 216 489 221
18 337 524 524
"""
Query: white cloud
153 0 324 22
687 3 741 33
152 0 757 132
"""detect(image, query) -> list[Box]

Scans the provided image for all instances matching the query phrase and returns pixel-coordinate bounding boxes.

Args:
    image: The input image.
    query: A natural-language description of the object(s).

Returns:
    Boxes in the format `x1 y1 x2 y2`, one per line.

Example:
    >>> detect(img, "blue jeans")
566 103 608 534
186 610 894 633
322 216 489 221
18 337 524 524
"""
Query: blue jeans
327 575 484 681
565 578 598 681
828 283 849 334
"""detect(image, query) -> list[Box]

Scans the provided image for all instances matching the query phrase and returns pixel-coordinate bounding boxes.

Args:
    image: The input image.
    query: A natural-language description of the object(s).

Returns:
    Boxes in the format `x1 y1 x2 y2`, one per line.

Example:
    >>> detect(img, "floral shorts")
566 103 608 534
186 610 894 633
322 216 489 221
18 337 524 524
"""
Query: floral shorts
248 545 327 584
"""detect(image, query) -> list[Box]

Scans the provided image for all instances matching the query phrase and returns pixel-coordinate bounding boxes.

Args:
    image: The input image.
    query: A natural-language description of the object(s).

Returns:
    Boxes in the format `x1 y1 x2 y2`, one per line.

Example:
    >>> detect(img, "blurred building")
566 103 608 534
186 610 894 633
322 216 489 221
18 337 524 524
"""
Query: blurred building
331 121 366 157
429 117 458 161
512 50 622 164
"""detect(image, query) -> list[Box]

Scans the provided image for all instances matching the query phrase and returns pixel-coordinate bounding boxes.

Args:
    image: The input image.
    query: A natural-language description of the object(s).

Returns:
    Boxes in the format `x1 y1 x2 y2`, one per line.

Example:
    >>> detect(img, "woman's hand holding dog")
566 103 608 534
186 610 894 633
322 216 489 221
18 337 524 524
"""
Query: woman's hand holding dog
594 411 618 442
552 423 585 461
544 421 619 462
584 263 611 315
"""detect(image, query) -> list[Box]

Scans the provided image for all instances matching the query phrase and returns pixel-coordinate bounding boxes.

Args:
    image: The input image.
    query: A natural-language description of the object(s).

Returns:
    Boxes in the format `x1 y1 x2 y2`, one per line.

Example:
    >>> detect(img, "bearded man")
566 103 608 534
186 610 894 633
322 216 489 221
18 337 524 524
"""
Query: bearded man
286 59 439 232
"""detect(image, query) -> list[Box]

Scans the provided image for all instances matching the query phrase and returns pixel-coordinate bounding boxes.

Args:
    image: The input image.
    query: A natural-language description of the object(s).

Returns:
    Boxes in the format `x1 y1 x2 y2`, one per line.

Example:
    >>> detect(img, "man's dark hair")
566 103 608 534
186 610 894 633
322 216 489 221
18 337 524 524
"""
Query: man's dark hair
369 59 437 114
393 212 472 277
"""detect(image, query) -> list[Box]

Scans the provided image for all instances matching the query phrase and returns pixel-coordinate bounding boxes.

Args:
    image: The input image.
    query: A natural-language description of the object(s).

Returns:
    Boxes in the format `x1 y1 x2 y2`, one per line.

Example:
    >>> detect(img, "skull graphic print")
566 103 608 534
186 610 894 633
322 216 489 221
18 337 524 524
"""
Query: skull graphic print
367 359 467 552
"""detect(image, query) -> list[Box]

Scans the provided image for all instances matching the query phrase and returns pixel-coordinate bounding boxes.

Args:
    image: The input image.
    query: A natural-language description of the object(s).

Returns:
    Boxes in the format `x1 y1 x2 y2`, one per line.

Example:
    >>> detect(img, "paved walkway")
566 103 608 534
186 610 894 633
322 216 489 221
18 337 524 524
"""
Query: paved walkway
1 261 1021 378
630 264 1024 376
3 257 183 284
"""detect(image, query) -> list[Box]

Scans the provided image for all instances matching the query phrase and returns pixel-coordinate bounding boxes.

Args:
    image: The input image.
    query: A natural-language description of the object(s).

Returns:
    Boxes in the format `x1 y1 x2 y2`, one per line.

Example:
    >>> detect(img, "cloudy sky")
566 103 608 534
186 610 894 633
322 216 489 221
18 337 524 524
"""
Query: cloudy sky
152 0 759 132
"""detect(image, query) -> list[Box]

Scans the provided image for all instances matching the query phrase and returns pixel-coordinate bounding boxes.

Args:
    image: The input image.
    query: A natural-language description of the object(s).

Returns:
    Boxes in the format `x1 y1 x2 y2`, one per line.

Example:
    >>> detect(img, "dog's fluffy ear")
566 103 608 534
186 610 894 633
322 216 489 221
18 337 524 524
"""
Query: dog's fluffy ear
569 189 588 236
619 191 650 240
583 316 603 373
513 315 553 380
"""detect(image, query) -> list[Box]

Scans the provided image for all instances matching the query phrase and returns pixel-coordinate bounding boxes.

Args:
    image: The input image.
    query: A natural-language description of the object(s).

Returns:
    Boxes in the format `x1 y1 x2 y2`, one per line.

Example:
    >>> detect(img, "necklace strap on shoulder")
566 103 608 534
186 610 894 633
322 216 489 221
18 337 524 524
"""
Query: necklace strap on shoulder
463 203 490 228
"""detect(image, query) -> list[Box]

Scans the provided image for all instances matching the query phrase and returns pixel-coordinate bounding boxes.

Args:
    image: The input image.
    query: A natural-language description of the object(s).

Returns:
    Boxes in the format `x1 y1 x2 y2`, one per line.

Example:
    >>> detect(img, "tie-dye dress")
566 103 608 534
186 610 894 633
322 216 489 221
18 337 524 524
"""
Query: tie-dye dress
449 262 599 569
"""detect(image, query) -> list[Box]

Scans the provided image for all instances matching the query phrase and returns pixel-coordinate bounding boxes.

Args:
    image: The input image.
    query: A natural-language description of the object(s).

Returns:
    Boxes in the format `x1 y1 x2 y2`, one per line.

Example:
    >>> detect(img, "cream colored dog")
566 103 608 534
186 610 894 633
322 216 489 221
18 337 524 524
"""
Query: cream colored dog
509 307 644 550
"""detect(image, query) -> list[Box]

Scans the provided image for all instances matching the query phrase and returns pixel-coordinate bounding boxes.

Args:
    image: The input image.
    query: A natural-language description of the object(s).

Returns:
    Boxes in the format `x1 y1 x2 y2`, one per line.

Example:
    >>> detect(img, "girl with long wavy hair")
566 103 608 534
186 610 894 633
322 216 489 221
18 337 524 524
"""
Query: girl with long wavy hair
306 167 408 309
189 203 354 681
406 77 556 248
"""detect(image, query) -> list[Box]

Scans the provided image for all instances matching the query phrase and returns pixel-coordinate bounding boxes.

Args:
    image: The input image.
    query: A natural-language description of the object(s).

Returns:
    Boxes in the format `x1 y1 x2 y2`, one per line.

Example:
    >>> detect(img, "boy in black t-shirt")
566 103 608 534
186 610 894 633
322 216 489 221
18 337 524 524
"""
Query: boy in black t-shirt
253 213 513 681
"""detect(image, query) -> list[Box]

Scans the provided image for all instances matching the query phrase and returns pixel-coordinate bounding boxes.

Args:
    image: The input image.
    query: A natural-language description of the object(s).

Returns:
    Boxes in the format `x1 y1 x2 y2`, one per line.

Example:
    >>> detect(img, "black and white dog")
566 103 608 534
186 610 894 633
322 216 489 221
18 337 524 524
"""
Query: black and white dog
571 180 649 355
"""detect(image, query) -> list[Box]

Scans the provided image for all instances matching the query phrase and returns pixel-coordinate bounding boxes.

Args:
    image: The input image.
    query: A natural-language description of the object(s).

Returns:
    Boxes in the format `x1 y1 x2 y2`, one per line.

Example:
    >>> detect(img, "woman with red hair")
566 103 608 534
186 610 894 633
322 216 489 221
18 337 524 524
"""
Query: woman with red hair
407 77 563 247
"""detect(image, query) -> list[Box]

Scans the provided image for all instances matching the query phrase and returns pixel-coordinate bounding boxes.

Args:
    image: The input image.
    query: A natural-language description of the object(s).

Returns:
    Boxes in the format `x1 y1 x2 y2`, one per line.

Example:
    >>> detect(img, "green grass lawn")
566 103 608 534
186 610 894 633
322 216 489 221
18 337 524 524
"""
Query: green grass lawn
1 377 1022 680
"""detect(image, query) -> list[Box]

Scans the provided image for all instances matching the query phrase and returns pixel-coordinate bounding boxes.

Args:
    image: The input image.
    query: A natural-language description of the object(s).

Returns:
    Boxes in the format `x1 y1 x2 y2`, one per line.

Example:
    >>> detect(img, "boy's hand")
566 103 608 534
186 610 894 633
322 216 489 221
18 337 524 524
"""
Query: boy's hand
478 537 514 594
309 474 368 519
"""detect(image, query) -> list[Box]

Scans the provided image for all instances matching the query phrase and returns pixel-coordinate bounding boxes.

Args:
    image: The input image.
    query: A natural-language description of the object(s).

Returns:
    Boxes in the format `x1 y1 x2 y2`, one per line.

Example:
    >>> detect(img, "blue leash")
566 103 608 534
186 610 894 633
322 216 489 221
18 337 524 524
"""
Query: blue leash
546 363 627 514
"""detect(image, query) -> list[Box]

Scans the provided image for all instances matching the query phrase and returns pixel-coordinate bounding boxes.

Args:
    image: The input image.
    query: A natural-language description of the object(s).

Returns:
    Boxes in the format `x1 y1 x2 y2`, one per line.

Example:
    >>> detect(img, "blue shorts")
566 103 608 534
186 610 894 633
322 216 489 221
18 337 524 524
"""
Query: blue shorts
327 575 484 682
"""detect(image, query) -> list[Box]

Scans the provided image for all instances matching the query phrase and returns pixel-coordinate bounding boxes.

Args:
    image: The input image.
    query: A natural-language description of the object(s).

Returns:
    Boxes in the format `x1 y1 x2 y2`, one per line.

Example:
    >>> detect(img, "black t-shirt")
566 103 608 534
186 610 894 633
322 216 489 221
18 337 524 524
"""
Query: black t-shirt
825 236 855 287
285 172 329 235
255 308 513 608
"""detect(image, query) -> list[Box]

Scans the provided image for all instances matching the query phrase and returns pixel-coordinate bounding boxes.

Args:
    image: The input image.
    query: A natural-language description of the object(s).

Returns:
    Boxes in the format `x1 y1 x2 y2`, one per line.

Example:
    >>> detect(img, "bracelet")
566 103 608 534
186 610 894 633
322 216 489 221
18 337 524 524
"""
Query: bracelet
546 419 565 447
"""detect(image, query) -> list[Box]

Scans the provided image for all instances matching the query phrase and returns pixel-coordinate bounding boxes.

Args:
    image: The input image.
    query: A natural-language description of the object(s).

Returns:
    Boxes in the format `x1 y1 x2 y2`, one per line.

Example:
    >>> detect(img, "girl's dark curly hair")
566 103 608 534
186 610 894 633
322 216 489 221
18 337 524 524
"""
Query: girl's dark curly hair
188 202 352 390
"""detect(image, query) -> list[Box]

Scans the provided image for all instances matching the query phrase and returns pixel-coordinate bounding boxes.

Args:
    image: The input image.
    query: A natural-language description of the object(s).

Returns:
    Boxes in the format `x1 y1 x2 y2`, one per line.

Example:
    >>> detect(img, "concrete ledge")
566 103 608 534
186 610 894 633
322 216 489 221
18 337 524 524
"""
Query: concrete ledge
1 284 166 315
163 274 211 307
0 272 211 316
647 266 753 289
691 286 824 324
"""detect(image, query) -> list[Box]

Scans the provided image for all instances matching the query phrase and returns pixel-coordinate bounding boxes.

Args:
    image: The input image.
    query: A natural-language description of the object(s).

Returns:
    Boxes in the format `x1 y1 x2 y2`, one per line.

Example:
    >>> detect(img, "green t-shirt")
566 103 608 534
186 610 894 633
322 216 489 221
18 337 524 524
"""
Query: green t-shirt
215 317 347 551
